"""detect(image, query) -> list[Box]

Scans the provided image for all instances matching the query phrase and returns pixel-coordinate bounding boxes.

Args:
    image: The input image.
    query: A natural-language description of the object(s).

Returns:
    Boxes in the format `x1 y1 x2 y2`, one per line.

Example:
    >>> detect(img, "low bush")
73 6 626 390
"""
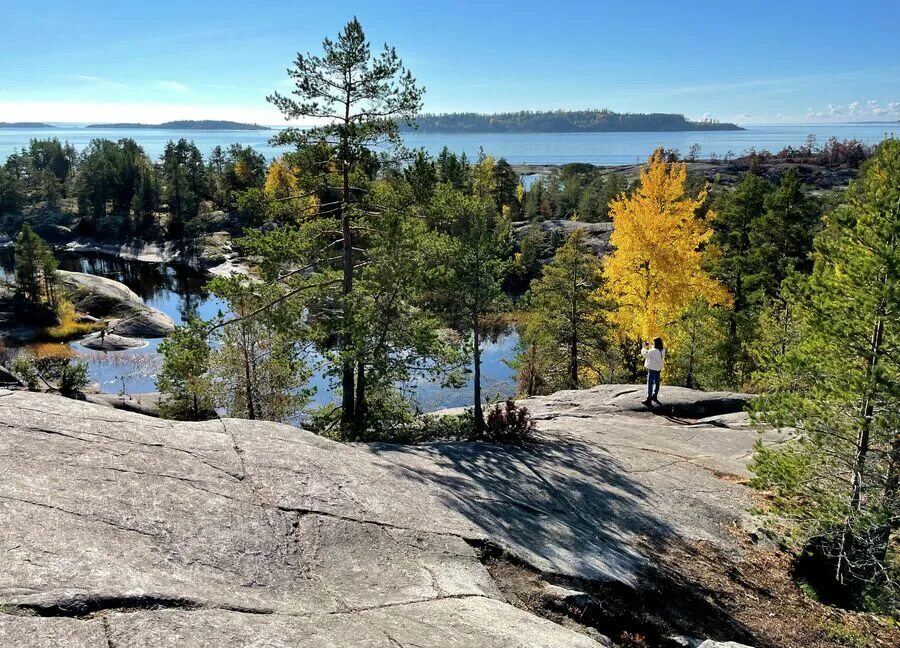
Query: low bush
478 400 536 444
12 351 90 396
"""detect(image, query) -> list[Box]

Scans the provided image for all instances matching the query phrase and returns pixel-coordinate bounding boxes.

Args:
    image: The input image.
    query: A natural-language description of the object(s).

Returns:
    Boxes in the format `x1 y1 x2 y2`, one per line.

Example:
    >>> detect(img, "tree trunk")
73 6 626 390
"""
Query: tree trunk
569 260 578 389
340 159 356 433
243 344 256 420
836 315 884 583
473 321 483 436
354 360 367 434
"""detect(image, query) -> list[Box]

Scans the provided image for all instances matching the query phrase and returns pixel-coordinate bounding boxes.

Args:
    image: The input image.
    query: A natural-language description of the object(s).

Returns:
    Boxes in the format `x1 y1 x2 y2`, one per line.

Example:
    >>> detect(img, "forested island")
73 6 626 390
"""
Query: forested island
403 110 743 133
85 119 270 130
0 122 55 129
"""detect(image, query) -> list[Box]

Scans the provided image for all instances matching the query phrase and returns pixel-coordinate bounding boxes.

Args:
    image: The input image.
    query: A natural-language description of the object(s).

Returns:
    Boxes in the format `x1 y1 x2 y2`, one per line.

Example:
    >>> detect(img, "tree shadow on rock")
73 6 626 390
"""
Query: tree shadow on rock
369 434 775 647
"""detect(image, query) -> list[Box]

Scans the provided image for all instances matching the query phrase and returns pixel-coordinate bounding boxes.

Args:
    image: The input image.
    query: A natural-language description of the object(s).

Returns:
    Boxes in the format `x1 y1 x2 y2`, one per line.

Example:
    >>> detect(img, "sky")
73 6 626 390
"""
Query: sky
1 0 899 126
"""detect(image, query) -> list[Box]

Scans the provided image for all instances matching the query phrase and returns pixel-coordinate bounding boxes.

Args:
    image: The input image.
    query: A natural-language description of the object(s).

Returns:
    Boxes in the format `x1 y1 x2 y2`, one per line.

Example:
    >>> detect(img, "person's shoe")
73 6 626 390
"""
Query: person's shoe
642 398 653 407
652 397 661 404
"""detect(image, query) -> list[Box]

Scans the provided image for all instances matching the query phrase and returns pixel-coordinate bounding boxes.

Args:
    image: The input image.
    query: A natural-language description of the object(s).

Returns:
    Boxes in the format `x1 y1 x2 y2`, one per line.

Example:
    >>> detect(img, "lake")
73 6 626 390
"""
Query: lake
1 123 897 165
0 251 518 411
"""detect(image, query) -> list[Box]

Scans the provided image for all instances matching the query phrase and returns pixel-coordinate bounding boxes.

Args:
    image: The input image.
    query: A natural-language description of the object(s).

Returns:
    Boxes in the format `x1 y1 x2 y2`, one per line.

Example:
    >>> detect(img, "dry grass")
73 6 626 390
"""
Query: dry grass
38 301 104 342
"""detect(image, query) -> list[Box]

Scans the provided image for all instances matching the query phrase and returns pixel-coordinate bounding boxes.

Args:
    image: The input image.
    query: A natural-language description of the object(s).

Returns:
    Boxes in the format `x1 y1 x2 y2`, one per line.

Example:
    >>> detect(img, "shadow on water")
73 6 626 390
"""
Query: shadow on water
368 433 770 646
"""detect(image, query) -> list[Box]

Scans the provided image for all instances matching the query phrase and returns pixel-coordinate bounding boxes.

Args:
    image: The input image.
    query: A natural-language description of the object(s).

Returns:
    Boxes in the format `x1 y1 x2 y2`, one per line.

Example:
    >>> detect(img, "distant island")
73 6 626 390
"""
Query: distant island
403 110 743 133
85 120 270 131
0 122 56 129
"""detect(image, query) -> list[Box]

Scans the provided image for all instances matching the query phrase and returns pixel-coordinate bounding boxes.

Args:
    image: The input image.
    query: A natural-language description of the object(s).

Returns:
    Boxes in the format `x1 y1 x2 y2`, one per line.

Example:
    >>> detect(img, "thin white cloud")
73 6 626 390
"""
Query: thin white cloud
67 74 130 90
153 80 191 93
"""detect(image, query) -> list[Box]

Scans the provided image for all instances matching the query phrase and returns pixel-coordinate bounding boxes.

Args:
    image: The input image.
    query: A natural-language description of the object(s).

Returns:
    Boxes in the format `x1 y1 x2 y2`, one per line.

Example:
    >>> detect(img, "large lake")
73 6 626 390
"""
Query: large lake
2 123 897 165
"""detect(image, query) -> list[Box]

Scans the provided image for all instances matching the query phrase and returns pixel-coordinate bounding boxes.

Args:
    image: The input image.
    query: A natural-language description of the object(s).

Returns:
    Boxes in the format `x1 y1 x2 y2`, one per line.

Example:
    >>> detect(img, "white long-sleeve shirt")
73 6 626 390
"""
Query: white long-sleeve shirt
641 346 665 372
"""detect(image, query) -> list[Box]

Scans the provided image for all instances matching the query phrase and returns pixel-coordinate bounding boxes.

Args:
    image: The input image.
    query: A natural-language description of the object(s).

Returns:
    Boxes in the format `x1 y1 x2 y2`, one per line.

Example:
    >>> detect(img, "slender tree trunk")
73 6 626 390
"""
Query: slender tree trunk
836 314 884 583
473 320 483 435
340 155 356 432
242 321 256 421
354 359 367 433
569 259 578 389
686 324 696 390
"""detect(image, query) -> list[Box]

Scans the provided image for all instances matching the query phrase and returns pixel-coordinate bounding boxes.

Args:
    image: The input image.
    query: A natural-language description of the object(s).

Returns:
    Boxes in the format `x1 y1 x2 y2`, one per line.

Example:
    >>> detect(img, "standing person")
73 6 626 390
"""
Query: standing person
641 337 665 406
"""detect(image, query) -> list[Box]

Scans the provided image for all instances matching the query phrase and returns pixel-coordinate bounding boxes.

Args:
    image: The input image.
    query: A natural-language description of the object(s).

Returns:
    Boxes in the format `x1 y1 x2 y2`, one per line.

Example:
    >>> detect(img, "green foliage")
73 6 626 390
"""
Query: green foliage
753 168 821 295
266 17 425 438
665 297 728 390
520 228 609 391
12 352 89 397
523 167 628 223
13 223 58 308
0 166 25 214
157 318 215 421
750 139 900 612
429 185 510 434
161 139 207 239
709 172 773 386
207 277 314 423
73 138 157 232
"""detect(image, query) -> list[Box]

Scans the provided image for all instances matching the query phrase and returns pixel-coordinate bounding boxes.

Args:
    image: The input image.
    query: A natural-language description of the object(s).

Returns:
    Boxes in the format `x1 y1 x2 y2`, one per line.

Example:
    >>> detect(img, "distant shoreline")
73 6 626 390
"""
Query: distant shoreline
84 120 270 131
401 109 744 133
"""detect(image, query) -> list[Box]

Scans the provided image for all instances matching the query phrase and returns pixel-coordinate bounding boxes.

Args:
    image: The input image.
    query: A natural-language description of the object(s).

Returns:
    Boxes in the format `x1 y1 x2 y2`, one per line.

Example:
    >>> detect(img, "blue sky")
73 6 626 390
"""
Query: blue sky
2 0 898 125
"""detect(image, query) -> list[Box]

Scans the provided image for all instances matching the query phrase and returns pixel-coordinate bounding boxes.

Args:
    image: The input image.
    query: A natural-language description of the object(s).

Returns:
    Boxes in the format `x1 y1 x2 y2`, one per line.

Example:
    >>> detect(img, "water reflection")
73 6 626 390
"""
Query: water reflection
1 250 518 411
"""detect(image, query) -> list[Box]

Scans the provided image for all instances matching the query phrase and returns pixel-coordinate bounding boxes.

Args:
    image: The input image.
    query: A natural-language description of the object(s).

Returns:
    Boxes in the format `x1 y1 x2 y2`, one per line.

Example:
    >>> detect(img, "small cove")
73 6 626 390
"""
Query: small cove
0 250 518 411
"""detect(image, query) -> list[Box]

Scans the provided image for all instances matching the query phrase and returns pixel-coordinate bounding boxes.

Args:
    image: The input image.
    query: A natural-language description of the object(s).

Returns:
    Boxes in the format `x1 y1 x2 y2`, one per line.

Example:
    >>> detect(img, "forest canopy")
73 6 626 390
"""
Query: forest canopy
402 110 742 133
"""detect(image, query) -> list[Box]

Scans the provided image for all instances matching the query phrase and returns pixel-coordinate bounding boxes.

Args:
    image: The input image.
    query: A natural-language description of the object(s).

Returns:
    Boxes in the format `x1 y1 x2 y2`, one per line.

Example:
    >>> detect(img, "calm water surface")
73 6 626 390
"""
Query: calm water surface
0 252 517 410
1 123 896 165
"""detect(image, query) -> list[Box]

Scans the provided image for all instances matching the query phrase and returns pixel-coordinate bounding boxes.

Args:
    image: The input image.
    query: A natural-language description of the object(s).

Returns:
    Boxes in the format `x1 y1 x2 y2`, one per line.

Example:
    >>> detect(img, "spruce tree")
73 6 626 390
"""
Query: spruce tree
751 140 900 610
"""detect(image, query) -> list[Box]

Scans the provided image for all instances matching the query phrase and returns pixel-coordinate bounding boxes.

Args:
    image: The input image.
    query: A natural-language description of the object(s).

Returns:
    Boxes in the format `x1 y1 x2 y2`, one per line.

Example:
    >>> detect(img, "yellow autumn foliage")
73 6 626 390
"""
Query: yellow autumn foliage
263 158 319 221
264 159 297 200
602 149 729 341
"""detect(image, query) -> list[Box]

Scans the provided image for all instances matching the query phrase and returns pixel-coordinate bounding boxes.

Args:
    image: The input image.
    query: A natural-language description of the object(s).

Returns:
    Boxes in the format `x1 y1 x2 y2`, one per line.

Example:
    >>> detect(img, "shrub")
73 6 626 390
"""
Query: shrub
12 352 90 397
478 400 536 444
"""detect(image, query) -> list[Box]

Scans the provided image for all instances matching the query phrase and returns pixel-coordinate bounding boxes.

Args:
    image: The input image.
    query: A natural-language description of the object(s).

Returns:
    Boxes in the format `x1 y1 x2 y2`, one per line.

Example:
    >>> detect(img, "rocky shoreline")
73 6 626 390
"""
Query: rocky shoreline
513 157 861 191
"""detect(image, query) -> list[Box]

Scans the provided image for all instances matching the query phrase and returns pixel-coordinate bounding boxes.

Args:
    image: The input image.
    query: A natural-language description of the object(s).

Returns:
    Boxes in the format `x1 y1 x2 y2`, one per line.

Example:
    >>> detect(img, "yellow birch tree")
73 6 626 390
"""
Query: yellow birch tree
603 149 729 341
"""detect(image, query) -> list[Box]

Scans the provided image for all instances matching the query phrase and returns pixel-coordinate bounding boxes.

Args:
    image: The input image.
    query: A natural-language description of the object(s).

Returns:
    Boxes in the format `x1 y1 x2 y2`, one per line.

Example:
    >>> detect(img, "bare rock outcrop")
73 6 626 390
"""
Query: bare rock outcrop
0 385 780 646
56 270 175 338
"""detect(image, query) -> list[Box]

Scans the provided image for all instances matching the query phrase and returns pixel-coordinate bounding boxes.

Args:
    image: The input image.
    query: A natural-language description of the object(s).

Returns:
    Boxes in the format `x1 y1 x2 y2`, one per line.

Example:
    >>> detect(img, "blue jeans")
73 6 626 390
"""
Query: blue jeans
647 370 661 400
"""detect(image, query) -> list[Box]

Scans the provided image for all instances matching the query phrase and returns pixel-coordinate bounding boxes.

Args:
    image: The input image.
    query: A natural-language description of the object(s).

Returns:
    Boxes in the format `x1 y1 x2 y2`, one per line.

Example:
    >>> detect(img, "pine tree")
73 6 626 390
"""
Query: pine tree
709 172 773 386
157 318 215 421
267 18 424 436
522 229 609 390
13 223 57 308
751 140 900 610
752 168 821 296
430 186 509 435
208 277 314 423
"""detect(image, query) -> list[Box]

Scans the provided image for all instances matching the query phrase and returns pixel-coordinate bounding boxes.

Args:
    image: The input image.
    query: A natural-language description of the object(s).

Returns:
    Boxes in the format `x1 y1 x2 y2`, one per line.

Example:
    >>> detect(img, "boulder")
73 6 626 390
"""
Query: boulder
56 270 144 315
109 308 176 337
79 332 147 351
83 392 163 417
56 270 175 338
0 387 787 645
